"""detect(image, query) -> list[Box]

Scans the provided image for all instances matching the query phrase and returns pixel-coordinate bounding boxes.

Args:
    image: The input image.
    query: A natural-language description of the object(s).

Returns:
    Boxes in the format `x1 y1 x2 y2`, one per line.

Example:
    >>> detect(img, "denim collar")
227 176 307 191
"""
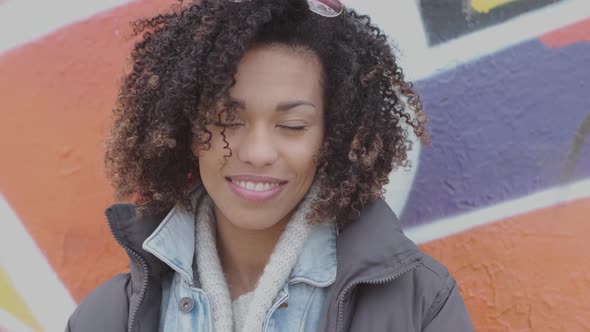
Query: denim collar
288 221 337 287
142 188 337 288
142 196 199 284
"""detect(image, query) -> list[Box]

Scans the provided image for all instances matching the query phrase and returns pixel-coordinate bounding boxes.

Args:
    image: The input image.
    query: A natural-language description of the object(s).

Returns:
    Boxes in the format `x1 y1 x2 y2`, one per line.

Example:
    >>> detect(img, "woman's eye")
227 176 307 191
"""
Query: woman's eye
277 125 307 131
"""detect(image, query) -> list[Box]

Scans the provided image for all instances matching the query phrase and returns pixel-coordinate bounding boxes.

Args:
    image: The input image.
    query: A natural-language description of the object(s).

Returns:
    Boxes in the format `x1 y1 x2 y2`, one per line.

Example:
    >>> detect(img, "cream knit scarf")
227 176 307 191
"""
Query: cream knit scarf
194 186 318 332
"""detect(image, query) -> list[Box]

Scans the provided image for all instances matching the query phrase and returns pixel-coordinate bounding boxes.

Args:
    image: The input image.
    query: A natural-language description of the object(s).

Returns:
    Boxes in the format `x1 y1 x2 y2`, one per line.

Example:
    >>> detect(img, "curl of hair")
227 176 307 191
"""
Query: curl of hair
105 0 429 225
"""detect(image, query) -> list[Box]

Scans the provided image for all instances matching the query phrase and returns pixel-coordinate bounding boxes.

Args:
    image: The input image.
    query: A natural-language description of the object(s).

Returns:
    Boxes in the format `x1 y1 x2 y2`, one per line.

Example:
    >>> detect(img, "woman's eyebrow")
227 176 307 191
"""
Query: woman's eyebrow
229 97 317 112
276 100 317 112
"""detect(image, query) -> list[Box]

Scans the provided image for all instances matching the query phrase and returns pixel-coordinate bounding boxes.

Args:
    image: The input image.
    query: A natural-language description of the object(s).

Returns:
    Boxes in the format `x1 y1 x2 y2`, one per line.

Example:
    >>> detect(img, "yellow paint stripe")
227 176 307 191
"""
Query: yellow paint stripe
0 268 41 332
471 0 515 13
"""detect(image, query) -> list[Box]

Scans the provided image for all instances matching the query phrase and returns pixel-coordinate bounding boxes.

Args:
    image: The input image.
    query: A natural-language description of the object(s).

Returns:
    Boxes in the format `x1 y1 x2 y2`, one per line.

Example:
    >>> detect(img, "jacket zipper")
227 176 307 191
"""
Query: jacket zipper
105 211 151 332
336 260 422 332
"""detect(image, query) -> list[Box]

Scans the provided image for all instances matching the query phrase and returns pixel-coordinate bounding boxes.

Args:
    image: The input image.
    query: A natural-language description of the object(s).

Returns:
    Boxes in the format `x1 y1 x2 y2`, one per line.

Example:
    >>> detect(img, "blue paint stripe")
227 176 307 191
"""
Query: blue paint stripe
400 39 590 227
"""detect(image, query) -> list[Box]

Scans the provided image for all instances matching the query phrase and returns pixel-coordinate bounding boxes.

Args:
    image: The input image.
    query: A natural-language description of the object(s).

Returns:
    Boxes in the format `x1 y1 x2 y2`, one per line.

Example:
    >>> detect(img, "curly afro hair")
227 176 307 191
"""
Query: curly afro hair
105 0 428 226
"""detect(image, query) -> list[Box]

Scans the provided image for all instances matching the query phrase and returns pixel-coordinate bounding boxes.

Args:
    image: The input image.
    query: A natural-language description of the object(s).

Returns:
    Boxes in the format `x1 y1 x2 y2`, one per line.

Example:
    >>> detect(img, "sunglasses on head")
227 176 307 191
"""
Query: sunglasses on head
227 0 344 18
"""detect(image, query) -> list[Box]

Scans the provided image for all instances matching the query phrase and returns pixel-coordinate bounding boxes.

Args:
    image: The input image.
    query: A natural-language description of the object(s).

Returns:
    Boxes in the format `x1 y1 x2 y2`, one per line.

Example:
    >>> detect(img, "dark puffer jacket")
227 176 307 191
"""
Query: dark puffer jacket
65 198 474 331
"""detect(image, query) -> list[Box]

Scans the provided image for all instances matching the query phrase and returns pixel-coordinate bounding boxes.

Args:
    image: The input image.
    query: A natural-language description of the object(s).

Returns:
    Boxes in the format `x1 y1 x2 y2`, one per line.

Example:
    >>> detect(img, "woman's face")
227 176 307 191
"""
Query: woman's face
196 45 325 231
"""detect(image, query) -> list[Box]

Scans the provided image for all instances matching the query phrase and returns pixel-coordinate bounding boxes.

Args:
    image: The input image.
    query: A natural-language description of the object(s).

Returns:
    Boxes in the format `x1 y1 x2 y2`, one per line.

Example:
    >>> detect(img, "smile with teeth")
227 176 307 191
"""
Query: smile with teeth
232 180 281 192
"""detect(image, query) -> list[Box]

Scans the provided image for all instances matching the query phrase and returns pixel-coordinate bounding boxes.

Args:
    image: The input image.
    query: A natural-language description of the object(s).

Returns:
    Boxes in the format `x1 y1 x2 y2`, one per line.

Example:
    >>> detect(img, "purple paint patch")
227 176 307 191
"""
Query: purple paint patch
400 39 590 227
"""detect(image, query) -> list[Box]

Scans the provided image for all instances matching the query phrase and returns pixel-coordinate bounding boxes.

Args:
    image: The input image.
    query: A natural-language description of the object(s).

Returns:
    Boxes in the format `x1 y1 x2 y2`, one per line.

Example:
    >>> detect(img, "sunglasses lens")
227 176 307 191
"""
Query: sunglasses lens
307 0 344 17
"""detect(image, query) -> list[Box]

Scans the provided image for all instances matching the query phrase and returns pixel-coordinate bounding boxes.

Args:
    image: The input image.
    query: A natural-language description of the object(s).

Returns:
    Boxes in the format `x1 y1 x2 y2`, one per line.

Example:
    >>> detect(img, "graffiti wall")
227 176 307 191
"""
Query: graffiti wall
0 0 588 331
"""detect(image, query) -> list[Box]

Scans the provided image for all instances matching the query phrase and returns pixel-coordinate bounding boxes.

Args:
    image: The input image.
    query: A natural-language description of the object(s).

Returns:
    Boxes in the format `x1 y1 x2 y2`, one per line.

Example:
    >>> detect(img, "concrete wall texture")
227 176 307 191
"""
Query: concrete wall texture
0 0 589 331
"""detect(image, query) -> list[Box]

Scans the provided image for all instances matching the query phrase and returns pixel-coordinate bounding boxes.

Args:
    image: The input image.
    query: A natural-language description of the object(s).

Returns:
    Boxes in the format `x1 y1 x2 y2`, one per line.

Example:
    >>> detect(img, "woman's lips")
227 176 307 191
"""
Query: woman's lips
226 176 287 202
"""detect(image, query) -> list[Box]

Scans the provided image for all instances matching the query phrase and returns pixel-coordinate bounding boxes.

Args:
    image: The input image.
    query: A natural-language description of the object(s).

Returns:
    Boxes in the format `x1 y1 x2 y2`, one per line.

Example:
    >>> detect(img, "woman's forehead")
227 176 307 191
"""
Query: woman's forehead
229 45 324 109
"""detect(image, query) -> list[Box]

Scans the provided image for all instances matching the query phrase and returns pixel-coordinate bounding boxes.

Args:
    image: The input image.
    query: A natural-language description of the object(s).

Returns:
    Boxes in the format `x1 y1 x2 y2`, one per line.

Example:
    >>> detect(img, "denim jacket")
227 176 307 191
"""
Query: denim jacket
141 200 337 331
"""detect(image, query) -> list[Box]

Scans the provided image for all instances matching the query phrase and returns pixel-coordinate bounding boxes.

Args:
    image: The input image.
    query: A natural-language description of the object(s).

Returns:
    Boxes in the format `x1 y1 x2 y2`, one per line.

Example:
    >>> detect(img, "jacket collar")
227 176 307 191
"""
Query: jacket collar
109 186 337 288
141 202 197 283
318 199 424 332
106 192 415 289
289 221 337 287
333 198 422 287
105 203 172 279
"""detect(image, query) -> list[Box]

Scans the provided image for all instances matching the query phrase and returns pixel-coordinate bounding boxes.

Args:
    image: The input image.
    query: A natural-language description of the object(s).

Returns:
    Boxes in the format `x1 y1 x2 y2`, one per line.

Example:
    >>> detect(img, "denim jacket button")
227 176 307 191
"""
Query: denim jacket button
178 297 194 313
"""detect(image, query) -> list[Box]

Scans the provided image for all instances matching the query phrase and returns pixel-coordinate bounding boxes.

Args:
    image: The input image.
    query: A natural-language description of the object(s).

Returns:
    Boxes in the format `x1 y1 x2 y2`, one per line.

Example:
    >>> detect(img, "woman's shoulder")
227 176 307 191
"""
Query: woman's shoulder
372 252 473 331
411 252 458 306
338 199 473 330
65 273 131 332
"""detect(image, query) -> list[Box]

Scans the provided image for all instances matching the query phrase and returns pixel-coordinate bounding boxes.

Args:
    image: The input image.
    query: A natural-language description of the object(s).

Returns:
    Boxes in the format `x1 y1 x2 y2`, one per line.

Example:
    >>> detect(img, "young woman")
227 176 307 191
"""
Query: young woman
66 0 474 331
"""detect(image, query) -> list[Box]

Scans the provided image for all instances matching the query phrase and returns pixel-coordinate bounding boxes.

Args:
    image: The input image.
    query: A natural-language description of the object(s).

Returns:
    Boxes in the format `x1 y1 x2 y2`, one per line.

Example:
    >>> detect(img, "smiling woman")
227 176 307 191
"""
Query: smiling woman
199 45 325 233
65 0 474 331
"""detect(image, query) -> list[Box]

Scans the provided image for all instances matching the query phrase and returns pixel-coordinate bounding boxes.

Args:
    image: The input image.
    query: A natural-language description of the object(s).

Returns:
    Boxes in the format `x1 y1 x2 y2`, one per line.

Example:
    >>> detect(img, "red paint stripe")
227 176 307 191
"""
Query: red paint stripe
539 17 590 48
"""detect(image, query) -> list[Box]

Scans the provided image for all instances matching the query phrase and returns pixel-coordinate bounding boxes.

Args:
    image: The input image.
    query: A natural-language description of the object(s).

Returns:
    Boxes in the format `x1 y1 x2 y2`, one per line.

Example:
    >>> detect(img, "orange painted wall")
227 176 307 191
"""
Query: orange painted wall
0 0 168 301
421 198 590 331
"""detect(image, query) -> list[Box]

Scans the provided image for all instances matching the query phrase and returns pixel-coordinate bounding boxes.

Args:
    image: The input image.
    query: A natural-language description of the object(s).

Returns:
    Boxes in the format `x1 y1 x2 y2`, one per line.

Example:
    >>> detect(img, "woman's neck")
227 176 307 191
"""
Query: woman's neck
214 206 289 300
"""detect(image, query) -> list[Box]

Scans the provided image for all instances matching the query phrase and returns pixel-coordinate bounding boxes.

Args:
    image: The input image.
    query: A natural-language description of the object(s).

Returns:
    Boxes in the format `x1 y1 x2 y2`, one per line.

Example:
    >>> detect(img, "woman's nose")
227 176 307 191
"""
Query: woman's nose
236 126 279 168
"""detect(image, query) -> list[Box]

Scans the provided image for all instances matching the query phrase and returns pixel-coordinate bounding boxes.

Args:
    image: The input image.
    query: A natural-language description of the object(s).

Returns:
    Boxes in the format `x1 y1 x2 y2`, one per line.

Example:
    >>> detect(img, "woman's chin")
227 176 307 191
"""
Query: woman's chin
223 211 290 232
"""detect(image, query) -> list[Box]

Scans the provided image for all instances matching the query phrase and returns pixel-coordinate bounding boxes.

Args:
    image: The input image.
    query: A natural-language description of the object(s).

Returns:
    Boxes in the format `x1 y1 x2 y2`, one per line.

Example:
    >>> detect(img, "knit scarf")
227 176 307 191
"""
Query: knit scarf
194 186 318 332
